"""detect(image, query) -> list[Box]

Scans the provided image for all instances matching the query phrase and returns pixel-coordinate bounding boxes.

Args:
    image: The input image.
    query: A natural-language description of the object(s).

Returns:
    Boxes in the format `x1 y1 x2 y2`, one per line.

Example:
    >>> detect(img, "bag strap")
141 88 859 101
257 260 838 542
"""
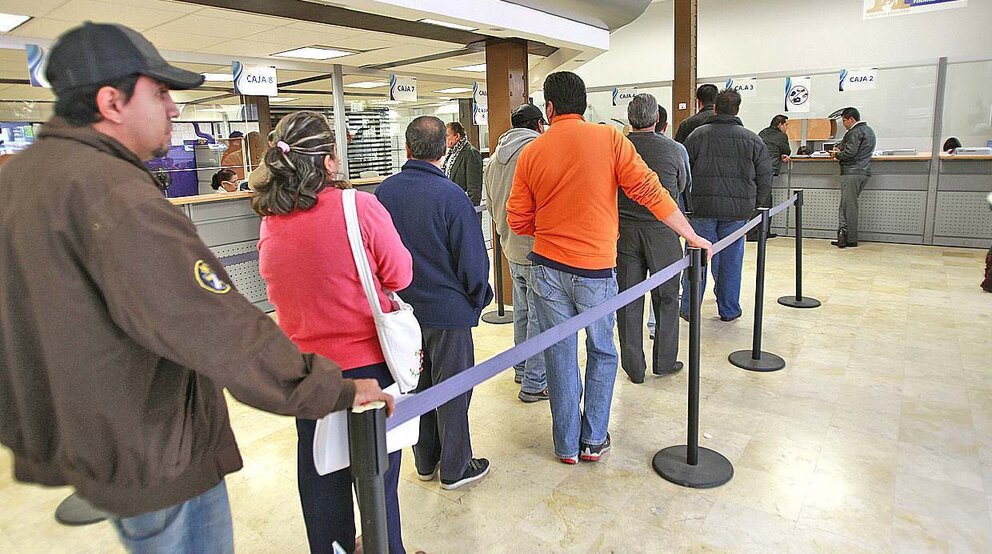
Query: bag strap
342 189 385 319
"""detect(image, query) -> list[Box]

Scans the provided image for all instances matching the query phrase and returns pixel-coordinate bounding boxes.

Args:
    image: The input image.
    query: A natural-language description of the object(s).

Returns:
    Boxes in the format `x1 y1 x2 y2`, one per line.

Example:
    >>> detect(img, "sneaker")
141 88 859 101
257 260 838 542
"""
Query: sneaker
518 388 549 403
653 361 684 376
440 458 490 490
579 433 611 462
417 465 438 482
559 455 578 465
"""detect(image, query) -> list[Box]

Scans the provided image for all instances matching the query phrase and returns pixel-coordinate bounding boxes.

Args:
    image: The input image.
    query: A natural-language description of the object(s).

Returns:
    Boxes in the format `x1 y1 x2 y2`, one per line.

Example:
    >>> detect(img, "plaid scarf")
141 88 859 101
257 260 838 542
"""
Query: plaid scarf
442 136 468 178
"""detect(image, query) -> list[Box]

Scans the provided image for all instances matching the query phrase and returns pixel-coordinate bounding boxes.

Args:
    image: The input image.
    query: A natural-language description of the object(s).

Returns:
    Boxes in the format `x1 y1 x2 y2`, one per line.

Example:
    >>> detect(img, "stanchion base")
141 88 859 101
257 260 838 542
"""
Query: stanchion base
728 350 786 372
55 493 107 526
481 310 514 325
653 446 734 489
777 296 821 309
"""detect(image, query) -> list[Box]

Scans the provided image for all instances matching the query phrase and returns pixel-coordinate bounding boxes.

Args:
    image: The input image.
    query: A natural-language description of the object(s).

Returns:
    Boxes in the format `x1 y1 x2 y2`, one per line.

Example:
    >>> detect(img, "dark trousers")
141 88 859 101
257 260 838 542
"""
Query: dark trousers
296 362 405 554
839 173 870 243
414 327 476 482
983 247 992 292
616 225 684 381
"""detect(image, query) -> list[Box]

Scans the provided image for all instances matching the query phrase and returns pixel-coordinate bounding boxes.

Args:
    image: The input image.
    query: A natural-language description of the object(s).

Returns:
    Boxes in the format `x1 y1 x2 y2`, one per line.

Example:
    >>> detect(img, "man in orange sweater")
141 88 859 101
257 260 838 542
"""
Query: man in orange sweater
507 71 711 464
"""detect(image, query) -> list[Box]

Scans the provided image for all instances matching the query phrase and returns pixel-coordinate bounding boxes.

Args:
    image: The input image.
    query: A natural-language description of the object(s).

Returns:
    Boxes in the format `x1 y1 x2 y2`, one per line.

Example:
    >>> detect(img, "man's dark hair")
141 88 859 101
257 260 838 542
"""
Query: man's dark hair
627 93 658 129
770 114 789 128
841 107 861 121
446 121 466 139
407 116 447 161
54 74 140 126
715 89 742 116
696 84 719 106
656 105 668 133
543 71 587 116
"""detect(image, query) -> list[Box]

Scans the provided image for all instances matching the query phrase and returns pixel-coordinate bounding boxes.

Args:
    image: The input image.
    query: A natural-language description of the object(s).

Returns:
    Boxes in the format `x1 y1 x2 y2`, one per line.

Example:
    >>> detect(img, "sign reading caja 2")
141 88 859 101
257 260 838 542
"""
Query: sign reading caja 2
839 68 878 92
390 75 417 102
232 61 277 97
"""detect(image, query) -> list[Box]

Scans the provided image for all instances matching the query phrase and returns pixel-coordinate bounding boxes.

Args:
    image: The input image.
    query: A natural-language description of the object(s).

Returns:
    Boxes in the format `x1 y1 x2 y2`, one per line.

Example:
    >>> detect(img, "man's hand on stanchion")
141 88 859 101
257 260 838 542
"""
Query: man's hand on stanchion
686 234 714 261
352 379 396 417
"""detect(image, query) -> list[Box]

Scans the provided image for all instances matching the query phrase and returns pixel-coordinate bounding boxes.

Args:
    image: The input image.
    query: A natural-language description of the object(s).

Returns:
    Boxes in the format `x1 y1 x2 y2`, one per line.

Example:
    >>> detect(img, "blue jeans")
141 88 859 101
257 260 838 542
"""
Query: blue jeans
110 481 233 554
679 218 746 319
509 262 547 394
529 264 619 458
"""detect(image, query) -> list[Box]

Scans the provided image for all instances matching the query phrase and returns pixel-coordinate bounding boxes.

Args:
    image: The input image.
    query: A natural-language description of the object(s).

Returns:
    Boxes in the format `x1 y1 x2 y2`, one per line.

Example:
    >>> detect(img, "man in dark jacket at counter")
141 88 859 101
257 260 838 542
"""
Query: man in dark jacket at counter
680 89 773 321
443 121 484 205
674 83 719 144
618 94 689 383
376 116 494 490
0 22 392 553
831 107 877 248
750 114 792 241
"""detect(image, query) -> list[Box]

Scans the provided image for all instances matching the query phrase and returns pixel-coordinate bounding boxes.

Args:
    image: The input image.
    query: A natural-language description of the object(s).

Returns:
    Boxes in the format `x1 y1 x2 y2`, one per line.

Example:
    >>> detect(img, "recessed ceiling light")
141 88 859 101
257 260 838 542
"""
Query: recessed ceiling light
201 73 233 82
450 64 486 73
272 46 356 60
419 18 477 32
345 81 388 89
371 99 401 105
434 87 472 94
0 13 31 33
268 97 299 103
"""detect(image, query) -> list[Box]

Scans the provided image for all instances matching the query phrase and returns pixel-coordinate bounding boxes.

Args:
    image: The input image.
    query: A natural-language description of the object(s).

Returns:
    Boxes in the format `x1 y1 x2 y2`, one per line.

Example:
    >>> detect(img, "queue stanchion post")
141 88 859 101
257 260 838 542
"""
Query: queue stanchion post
729 208 786 372
348 401 390 554
778 190 821 308
653 247 734 488
481 232 514 325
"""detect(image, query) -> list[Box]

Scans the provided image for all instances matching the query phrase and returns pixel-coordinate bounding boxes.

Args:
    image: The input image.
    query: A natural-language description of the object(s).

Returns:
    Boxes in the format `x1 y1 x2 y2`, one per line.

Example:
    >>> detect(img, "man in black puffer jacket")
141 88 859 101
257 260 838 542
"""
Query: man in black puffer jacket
679 89 773 321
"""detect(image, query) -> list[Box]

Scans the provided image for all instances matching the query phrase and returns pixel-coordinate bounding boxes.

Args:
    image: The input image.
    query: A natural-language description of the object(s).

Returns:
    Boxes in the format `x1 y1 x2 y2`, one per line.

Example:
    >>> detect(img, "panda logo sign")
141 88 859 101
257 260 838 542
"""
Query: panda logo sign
785 76 811 113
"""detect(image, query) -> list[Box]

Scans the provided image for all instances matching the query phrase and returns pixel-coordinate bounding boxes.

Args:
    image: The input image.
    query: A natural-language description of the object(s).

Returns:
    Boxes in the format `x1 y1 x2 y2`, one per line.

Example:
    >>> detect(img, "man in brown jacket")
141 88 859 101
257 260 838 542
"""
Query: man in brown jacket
0 22 392 553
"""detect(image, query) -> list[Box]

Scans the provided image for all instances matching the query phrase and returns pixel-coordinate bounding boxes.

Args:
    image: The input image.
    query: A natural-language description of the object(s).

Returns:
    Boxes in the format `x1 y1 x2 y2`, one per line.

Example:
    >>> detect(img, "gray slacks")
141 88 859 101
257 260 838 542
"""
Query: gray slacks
616 225 683 381
413 327 475 482
839 173 870 243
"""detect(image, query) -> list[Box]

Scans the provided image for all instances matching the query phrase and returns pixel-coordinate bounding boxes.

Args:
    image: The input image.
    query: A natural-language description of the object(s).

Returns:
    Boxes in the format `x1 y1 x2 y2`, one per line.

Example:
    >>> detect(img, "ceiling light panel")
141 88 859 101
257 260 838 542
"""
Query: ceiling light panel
345 81 388 89
434 87 472 94
0 13 31 33
272 46 357 60
450 64 486 73
418 18 477 32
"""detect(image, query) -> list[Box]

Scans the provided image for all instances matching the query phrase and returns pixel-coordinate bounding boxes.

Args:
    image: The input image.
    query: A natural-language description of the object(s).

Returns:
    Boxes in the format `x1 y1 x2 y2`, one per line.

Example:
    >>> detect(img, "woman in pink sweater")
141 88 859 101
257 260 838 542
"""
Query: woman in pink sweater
253 111 413 554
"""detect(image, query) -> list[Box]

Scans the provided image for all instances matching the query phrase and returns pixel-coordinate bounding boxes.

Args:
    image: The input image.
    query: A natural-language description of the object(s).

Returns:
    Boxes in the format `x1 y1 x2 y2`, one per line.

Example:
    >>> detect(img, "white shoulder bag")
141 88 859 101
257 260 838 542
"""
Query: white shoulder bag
342 188 423 393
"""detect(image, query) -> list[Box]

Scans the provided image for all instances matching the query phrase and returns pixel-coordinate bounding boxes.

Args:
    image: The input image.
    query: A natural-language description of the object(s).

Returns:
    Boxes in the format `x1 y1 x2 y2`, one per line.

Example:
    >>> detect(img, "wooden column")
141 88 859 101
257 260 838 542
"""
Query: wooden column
457 98 481 149
485 38 529 307
672 0 698 131
243 95 272 170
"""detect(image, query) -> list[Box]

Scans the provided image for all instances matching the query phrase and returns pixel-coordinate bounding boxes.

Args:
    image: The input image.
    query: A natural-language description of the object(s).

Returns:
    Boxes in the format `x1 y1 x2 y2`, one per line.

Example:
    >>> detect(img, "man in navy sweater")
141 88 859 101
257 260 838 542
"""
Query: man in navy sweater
376 116 494 490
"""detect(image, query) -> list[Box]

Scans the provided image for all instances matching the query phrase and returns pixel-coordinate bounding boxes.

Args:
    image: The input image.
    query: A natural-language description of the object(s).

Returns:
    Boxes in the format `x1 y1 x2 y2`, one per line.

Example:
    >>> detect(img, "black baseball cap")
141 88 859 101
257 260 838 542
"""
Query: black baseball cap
45 21 204 95
511 103 547 127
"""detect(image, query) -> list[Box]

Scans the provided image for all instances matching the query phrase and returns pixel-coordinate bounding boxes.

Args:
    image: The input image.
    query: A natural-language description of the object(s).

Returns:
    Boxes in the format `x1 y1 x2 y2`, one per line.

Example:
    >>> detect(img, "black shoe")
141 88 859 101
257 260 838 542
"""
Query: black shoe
679 311 690 322
653 361 684 376
830 240 847 248
627 372 645 384
580 433 611 462
832 229 848 248
518 388 549 403
649 332 655 340
720 314 741 322
766 232 778 239
441 458 490 490
845 242 859 248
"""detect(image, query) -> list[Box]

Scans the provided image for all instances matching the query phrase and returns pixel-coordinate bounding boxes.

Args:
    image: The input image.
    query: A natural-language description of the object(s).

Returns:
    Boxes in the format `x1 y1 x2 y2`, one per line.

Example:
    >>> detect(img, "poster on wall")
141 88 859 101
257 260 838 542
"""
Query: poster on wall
26 45 50 88
864 0 966 20
724 77 756 97
389 75 417 102
473 81 488 126
839 68 878 91
611 87 637 107
232 61 277 97
784 76 811 113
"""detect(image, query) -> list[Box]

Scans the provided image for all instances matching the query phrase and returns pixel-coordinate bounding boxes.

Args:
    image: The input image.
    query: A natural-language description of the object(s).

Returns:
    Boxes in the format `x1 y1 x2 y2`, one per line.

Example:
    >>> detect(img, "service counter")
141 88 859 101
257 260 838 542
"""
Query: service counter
169 176 387 311
769 154 992 247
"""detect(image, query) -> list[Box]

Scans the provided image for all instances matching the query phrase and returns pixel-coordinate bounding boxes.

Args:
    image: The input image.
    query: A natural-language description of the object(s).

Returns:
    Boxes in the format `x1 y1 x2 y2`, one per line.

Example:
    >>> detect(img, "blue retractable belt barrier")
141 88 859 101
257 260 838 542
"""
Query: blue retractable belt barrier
388 193 800 430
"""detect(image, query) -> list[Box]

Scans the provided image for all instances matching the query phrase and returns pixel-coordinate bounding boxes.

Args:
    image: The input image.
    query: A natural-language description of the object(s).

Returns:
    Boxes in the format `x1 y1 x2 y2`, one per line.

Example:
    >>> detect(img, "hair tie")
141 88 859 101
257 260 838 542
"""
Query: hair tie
276 141 291 153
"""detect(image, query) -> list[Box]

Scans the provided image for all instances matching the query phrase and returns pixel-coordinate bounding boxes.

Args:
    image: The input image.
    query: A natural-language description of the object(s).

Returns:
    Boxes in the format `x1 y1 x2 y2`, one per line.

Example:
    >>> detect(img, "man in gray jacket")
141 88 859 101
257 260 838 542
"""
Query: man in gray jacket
484 103 548 402
750 114 791 242
619 94 689 382
831 107 877 248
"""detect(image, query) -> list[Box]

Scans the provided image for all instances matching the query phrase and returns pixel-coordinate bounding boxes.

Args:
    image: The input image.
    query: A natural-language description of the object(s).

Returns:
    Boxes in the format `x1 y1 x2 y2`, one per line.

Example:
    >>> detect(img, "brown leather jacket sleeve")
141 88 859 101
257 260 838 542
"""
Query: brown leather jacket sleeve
85 194 355 419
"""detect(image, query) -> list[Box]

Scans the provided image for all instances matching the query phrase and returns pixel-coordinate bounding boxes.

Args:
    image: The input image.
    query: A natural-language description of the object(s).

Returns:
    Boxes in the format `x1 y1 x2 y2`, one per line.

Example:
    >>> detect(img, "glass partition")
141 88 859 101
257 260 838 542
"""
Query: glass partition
942 60 992 149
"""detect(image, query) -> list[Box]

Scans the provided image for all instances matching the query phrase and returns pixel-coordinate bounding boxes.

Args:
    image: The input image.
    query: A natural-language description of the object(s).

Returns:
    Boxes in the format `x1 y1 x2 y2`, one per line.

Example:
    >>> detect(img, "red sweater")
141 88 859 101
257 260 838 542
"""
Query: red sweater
507 114 678 270
259 188 413 371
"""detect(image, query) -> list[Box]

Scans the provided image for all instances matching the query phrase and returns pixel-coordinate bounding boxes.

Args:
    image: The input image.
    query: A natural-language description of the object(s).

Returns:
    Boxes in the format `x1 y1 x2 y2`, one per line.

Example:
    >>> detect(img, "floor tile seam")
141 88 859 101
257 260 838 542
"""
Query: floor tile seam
794 504 896 549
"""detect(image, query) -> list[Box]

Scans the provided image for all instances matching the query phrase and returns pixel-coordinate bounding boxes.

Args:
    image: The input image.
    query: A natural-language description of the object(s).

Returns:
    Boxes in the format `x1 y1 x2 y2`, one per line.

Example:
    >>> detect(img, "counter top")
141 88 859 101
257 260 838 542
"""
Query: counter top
168 175 388 206
790 154 932 162
940 154 992 160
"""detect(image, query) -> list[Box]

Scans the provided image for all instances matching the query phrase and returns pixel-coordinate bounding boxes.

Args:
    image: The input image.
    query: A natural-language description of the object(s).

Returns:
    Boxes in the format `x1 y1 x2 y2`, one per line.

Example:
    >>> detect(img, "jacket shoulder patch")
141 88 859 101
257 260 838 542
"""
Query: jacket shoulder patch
194 260 231 294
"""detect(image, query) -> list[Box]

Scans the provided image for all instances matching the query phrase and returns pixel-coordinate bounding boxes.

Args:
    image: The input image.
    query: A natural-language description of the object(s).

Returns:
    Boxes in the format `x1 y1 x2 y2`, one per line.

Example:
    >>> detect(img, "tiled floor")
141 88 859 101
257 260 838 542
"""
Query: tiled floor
2 238 990 552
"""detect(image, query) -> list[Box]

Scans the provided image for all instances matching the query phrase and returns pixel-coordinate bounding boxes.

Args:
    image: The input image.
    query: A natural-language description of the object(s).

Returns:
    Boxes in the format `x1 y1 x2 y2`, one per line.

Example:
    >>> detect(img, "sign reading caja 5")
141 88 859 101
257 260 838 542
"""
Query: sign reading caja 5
233 61 278 97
